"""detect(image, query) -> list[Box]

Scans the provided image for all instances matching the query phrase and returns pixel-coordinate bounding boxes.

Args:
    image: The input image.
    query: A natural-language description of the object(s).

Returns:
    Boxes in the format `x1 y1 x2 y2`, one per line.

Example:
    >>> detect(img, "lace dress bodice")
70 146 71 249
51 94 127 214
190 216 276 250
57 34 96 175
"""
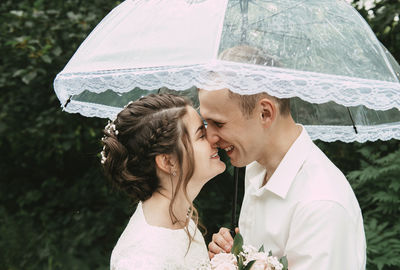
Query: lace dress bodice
110 202 210 270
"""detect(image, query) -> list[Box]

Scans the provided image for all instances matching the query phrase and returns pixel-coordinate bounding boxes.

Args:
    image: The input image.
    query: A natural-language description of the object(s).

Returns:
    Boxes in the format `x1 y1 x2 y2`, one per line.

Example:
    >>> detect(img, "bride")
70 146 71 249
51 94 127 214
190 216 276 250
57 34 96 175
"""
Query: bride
101 93 226 269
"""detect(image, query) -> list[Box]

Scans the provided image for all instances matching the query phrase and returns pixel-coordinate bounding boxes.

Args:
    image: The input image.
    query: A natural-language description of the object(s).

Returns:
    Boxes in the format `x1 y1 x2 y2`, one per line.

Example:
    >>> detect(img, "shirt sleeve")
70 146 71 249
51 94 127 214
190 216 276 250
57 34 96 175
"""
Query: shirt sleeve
285 200 364 270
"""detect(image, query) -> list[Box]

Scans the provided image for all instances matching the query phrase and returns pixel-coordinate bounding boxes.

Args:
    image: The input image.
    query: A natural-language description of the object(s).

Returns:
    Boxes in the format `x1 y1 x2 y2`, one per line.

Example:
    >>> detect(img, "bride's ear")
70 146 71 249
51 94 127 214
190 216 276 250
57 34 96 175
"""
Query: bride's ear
155 154 178 176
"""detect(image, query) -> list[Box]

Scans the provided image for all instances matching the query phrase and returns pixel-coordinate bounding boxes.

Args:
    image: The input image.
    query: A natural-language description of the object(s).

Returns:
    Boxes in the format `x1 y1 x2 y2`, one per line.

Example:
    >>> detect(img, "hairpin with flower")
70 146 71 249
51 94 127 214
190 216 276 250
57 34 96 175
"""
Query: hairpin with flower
100 119 119 164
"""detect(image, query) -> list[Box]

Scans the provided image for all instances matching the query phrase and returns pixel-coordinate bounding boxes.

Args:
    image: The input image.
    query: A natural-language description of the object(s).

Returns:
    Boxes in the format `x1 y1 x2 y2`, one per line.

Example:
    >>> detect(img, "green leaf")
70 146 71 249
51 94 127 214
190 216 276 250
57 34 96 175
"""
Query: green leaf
243 260 256 270
21 71 37 84
232 233 243 256
280 256 288 270
12 69 25 78
258 245 264 252
41 55 52 64
238 255 244 268
52 46 62 56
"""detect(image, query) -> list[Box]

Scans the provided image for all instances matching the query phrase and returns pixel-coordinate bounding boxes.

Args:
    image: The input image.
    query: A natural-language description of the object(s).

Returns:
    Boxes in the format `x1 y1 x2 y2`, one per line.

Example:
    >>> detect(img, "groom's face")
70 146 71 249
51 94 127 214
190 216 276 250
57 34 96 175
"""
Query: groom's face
198 88 263 167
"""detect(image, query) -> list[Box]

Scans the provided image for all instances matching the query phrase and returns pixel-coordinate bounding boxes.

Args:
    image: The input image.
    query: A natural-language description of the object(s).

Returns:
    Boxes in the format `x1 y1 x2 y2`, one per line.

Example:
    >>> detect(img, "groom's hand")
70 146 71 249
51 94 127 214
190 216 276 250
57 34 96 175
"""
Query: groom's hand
208 227 234 259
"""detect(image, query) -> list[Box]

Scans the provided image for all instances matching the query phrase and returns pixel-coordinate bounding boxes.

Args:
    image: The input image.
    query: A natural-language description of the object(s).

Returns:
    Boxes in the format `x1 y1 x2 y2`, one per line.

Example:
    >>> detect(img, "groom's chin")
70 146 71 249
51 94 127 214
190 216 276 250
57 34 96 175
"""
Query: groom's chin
230 159 247 168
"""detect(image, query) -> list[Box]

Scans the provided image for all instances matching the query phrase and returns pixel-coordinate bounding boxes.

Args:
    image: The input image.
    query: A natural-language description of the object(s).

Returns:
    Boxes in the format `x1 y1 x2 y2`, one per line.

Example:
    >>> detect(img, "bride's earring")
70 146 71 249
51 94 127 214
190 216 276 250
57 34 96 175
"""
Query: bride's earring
186 207 192 219
170 161 177 177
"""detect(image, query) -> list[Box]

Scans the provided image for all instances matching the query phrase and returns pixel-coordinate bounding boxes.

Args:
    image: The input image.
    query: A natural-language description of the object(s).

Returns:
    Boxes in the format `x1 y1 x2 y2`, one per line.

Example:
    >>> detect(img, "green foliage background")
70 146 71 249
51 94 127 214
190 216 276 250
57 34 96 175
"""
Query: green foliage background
0 0 399 269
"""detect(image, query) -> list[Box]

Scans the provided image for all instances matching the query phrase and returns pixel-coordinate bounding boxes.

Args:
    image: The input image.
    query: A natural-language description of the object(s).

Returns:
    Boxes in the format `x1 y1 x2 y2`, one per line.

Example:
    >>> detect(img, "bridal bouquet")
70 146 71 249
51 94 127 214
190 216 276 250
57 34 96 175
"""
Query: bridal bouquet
209 233 288 270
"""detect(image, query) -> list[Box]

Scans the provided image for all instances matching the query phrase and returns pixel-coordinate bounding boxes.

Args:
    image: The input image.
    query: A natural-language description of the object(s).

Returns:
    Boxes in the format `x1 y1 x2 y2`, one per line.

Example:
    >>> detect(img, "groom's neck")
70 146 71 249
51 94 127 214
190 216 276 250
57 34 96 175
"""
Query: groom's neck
257 117 301 186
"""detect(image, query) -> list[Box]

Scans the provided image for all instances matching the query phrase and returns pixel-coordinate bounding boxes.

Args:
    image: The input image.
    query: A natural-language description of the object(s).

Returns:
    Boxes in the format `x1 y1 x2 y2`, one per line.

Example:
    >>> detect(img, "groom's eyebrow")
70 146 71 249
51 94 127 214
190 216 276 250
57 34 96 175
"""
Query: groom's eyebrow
205 116 224 122
205 118 225 125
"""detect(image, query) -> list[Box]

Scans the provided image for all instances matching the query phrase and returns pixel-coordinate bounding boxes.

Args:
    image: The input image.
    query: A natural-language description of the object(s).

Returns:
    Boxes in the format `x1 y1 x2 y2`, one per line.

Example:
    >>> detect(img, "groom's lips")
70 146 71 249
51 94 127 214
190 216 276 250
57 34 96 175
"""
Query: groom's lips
223 145 234 155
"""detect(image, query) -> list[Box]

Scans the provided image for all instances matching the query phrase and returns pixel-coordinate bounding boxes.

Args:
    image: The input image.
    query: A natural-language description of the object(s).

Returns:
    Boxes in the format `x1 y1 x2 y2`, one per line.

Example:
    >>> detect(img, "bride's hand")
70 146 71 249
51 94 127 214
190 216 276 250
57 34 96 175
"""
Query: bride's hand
208 227 238 259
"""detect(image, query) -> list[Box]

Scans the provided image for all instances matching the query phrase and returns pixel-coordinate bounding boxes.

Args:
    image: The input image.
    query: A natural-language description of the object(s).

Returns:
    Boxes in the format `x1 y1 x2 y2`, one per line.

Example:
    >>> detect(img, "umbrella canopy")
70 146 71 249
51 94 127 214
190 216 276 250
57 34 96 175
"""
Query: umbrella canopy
54 0 400 142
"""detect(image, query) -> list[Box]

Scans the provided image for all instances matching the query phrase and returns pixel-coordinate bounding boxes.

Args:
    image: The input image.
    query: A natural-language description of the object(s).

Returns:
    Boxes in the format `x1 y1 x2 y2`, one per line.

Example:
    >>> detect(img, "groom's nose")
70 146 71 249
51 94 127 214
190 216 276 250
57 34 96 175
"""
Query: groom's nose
206 125 220 146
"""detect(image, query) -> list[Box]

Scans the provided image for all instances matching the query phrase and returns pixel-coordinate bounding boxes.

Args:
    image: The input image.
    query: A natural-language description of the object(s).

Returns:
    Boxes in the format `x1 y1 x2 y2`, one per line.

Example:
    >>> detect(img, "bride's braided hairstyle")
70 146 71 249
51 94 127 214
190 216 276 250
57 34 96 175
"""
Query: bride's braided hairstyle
101 93 193 203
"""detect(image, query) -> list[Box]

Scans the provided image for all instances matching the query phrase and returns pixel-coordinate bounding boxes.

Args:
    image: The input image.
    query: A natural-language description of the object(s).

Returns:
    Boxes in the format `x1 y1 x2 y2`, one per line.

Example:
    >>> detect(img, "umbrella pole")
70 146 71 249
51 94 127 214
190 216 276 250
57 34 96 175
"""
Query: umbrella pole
231 167 239 234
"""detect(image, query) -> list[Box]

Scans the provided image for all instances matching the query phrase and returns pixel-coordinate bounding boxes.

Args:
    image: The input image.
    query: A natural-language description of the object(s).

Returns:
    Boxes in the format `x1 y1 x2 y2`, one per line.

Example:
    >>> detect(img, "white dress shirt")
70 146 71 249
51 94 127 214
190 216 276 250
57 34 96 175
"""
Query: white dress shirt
239 126 366 270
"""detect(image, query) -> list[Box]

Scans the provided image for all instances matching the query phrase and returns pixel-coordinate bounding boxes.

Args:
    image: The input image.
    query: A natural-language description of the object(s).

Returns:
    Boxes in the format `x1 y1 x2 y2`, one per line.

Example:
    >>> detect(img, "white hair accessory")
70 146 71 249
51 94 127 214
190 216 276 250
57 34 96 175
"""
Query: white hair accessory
104 120 119 135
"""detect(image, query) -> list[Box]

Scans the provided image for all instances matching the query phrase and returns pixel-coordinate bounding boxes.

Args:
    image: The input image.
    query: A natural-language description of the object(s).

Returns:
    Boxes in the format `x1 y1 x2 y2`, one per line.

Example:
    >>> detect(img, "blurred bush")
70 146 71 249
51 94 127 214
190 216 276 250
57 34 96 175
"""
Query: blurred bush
0 0 399 269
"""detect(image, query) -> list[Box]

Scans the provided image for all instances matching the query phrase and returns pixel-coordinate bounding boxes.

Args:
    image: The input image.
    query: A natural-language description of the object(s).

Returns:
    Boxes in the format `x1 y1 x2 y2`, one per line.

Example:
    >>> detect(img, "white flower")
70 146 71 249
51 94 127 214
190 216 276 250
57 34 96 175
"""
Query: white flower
210 253 237 269
213 262 238 270
124 100 134 108
244 252 268 266
242 245 258 255
240 245 266 265
248 256 284 270
250 260 268 270
266 256 283 270
100 150 107 164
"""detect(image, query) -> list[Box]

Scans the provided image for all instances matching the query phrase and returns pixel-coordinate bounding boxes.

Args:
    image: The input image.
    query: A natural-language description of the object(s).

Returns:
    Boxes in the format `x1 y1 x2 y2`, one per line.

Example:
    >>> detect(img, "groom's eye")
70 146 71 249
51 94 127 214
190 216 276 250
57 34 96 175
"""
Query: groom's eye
214 122 224 128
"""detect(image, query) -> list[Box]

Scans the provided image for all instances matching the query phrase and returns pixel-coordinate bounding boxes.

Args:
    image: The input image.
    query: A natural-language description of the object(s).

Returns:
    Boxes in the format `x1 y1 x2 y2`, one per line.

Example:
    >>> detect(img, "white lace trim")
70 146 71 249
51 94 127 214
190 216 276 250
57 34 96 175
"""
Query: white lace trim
62 100 400 143
54 60 400 111
305 123 400 143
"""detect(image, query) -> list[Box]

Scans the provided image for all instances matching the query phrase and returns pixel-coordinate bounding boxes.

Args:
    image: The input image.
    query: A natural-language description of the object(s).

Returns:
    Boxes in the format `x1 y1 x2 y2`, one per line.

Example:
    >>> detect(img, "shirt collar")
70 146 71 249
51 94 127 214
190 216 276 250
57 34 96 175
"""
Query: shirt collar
248 125 313 199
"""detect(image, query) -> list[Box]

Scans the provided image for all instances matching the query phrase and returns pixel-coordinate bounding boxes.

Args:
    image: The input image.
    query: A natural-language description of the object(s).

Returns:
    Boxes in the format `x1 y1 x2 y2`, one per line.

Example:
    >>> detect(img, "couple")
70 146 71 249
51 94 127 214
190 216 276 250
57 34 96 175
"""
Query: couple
101 89 366 270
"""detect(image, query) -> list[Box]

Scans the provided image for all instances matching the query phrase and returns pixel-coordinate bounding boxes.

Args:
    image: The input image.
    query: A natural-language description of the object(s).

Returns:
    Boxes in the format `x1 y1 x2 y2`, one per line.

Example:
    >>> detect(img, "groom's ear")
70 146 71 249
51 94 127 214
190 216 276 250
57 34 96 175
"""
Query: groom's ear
155 154 177 175
257 97 276 127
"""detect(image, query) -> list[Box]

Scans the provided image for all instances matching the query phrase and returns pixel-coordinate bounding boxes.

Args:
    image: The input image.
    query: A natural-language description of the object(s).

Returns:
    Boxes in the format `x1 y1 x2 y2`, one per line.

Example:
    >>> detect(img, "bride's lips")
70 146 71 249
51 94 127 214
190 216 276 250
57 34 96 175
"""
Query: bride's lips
210 152 219 159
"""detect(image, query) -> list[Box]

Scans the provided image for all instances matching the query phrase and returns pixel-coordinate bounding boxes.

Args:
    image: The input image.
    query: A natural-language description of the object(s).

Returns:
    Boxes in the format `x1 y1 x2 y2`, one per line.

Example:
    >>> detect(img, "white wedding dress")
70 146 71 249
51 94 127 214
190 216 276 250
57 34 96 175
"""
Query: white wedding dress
110 202 211 270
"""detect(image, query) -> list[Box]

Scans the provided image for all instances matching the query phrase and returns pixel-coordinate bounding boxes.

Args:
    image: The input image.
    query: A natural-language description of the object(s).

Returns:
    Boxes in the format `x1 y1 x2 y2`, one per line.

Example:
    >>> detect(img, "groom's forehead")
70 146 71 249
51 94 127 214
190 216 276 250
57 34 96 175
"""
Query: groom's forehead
199 108 222 122
199 90 235 109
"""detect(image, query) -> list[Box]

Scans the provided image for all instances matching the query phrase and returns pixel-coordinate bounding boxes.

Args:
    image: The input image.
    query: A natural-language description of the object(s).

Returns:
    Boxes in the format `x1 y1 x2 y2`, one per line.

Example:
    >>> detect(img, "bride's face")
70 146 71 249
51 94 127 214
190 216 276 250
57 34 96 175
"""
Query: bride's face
183 106 226 186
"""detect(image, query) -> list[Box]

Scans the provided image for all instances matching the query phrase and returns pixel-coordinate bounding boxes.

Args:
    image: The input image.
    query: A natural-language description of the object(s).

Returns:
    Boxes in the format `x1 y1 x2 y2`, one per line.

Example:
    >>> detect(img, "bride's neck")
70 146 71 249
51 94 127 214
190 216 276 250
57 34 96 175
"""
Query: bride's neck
142 191 192 229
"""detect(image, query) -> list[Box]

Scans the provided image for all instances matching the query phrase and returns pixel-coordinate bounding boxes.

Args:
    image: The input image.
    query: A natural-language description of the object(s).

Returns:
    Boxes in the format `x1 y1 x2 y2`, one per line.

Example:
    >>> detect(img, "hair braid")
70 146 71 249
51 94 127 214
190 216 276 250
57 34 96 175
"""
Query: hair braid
101 94 189 202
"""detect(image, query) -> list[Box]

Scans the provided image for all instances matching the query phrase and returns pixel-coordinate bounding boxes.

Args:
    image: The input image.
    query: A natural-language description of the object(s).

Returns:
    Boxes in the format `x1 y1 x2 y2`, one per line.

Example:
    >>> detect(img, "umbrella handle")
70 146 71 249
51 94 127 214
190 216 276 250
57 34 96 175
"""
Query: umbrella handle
231 166 243 234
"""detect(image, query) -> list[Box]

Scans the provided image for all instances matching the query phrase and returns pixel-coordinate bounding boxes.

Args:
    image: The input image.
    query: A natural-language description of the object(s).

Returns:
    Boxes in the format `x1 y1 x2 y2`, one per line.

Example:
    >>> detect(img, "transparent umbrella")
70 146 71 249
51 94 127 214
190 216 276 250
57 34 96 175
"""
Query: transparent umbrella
53 0 400 229
54 0 400 142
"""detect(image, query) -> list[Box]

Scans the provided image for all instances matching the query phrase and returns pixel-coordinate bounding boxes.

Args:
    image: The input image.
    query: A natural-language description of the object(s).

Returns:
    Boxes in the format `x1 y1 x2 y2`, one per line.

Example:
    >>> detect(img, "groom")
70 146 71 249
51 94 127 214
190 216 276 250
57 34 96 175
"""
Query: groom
198 88 367 269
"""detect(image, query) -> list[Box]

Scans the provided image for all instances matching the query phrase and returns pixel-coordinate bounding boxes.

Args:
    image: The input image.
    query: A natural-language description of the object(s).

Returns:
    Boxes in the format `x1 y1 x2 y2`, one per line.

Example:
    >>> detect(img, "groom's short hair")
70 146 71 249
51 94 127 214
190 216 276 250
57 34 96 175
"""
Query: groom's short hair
228 91 290 117
218 45 290 117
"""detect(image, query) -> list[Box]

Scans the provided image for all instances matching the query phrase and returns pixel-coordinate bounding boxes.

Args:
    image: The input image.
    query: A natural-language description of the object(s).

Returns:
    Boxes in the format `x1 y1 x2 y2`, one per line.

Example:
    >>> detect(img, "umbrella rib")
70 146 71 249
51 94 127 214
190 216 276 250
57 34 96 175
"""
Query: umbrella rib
64 96 72 108
251 20 327 28
265 0 307 19
253 28 311 42
248 0 277 12
347 107 358 134
325 10 354 24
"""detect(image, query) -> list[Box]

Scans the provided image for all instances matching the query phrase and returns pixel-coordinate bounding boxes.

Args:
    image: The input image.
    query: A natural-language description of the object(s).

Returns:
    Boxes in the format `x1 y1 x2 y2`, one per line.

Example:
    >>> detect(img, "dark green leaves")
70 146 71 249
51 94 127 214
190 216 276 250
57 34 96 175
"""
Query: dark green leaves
232 232 244 256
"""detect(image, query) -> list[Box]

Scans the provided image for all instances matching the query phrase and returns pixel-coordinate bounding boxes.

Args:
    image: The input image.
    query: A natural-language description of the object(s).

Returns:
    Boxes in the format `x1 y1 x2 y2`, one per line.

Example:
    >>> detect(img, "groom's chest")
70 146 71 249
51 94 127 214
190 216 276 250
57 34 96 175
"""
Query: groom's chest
239 192 296 257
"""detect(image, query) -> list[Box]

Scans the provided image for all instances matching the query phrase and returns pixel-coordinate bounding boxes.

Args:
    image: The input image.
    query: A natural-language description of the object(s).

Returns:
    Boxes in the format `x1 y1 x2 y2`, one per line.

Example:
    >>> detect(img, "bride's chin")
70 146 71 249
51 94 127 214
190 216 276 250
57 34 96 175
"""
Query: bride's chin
208 166 226 180
216 163 227 173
